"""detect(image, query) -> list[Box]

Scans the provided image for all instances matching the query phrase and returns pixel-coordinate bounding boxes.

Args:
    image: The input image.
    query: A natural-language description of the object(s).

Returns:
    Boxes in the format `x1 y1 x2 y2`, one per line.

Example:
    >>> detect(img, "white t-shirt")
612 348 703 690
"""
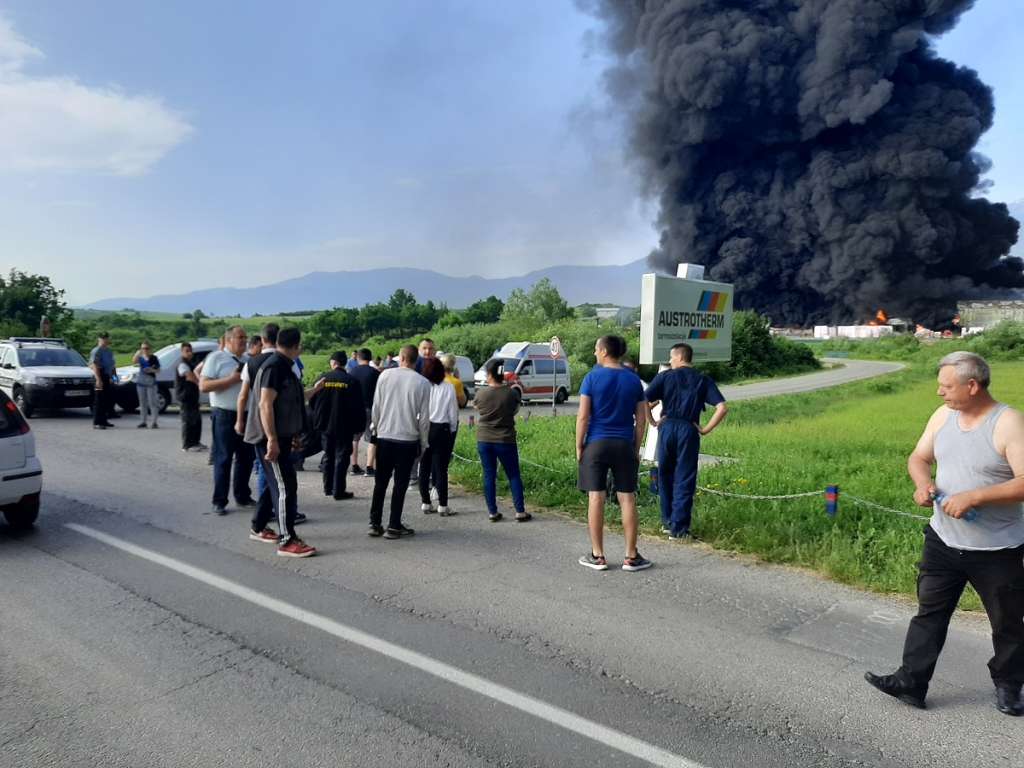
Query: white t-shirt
429 381 459 430
177 362 191 377
200 350 242 410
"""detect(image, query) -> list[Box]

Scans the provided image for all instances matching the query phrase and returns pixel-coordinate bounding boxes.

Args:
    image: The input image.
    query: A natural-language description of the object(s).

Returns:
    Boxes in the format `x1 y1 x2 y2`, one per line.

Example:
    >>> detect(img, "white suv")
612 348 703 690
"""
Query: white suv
0 337 95 418
0 388 42 529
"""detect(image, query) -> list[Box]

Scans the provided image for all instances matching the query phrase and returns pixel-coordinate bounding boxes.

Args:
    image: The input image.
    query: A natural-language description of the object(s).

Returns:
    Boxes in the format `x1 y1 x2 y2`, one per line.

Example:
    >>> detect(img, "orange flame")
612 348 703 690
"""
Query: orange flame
867 308 889 326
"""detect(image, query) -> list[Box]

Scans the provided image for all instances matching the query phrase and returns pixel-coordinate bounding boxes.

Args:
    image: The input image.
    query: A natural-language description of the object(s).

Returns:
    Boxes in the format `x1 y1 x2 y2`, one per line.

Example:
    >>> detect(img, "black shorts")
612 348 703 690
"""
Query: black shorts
577 439 638 494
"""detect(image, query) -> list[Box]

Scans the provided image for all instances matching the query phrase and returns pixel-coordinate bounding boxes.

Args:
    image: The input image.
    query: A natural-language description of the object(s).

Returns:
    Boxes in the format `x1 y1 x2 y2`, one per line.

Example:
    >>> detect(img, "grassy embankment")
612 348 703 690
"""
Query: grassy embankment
451 359 1024 609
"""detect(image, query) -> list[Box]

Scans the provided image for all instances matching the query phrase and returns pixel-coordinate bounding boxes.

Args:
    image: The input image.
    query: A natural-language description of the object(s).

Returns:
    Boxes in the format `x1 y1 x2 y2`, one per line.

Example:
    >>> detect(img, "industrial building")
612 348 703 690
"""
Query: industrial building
957 299 1024 330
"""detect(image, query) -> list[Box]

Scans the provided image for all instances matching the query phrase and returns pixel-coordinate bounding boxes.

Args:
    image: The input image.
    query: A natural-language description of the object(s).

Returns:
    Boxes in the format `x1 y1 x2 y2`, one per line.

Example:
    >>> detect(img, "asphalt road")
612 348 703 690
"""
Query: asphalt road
479 358 906 423
5 360 1021 768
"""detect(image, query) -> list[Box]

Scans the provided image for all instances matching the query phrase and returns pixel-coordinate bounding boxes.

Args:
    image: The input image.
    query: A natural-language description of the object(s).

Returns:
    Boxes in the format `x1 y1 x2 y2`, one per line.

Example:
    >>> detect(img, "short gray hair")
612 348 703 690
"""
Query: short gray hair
440 353 456 373
938 351 990 388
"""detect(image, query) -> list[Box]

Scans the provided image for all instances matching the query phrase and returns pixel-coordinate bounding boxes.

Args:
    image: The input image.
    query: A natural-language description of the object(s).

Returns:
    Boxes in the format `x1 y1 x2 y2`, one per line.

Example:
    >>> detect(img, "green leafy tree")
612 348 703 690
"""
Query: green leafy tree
463 295 504 324
0 270 72 335
500 278 571 325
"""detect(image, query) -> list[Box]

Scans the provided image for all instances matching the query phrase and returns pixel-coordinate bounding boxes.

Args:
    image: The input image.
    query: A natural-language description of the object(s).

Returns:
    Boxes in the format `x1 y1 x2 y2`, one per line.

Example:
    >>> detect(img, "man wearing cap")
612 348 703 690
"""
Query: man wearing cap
313 352 366 500
89 332 117 430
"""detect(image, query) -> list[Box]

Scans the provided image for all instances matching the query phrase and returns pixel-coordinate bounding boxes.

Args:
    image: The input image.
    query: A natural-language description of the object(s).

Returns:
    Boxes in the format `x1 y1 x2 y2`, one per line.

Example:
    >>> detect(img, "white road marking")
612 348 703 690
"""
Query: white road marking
66 523 707 768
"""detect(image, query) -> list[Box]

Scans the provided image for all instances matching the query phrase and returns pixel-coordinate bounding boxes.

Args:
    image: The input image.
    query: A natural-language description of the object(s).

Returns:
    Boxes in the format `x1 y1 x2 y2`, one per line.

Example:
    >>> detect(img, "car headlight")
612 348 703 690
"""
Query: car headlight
22 373 54 388
120 372 136 384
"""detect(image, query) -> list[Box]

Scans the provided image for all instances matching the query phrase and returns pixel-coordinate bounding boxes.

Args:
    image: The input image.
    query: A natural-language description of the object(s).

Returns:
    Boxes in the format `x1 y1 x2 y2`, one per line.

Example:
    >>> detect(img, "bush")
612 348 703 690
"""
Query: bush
700 311 820 382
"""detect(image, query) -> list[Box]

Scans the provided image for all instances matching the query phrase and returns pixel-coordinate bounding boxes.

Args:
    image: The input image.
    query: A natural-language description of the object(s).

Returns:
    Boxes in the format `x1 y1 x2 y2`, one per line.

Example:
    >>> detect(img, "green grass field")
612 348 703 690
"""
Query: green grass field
451 361 1024 608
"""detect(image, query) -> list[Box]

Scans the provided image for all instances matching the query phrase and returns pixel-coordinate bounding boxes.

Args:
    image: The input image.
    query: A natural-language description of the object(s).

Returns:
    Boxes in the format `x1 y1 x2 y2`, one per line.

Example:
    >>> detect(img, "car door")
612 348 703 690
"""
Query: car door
0 349 14 395
0 395 26 470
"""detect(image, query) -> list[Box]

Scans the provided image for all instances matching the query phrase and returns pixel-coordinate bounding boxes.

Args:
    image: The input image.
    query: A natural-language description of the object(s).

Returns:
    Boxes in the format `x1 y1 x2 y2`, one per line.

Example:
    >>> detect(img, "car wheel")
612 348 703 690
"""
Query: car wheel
555 388 569 404
13 387 34 418
156 388 170 414
4 492 40 530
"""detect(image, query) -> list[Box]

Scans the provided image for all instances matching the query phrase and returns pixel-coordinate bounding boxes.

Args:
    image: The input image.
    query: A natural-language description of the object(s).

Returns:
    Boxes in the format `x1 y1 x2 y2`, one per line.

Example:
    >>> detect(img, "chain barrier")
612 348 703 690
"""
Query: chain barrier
451 450 931 524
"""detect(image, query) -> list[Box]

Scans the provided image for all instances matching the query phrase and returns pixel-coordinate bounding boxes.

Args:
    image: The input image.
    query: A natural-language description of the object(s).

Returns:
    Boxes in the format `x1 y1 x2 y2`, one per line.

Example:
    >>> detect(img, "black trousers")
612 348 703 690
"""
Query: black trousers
419 422 453 507
180 400 202 448
93 373 113 425
370 439 418 530
321 432 352 498
900 526 1024 691
252 441 298 542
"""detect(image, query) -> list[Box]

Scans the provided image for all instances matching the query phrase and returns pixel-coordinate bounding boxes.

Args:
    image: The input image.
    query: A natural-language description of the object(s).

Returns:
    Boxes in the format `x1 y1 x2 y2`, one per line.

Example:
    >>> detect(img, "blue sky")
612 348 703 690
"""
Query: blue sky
0 1 1019 305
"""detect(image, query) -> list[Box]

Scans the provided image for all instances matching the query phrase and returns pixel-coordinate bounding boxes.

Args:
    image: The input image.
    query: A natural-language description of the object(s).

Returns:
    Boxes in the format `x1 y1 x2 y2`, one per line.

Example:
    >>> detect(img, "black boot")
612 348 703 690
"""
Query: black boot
996 685 1024 717
864 671 927 710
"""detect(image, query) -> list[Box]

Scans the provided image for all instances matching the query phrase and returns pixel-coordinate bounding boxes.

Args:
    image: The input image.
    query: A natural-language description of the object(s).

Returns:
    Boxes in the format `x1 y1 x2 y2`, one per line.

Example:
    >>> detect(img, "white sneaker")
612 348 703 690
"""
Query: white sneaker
421 503 436 514
439 506 455 517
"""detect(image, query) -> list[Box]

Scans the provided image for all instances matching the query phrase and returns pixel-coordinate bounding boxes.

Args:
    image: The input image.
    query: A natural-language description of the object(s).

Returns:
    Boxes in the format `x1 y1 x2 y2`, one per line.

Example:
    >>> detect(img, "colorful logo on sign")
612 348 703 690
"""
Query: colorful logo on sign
697 291 728 312
689 329 717 340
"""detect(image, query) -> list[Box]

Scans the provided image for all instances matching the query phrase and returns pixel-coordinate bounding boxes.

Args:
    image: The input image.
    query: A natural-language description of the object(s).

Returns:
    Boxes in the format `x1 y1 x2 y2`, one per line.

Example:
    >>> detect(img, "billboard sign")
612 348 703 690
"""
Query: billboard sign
639 273 734 364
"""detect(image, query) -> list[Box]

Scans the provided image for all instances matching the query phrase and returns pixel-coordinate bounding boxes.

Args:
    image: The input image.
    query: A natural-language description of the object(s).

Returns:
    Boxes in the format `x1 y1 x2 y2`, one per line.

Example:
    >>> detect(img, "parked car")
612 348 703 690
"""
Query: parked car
0 388 42 529
437 352 476 402
0 337 95 418
474 342 571 403
114 340 220 414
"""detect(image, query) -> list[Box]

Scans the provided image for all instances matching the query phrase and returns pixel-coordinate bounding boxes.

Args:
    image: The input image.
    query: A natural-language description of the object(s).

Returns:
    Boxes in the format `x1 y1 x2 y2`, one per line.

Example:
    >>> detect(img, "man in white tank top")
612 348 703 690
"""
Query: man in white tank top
866 352 1024 716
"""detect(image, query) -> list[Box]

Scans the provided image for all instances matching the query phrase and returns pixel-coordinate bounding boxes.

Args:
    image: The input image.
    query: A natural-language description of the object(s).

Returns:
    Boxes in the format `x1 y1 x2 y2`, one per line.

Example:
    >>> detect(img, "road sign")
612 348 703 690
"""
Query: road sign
639 273 734 364
549 336 561 358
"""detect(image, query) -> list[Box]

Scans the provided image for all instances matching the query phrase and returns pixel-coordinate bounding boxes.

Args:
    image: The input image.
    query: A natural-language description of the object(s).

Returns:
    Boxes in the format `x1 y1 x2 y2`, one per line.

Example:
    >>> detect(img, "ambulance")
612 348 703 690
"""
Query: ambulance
474 342 571 403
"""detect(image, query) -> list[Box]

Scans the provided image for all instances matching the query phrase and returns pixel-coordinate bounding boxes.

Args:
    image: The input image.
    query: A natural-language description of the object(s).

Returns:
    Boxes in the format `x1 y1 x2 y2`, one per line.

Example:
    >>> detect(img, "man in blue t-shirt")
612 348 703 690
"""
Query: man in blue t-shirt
576 335 652 572
644 342 728 539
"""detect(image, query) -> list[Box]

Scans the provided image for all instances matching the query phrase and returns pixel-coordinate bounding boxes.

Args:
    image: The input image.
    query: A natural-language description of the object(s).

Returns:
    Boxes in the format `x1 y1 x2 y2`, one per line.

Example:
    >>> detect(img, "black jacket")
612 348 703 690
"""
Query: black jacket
312 369 366 437
175 357 199 407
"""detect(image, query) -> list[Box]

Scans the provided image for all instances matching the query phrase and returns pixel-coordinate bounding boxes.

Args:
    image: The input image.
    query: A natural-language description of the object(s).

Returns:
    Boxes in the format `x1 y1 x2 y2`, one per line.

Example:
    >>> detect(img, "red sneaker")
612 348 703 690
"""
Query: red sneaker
249 528 278 543
277 538 316 558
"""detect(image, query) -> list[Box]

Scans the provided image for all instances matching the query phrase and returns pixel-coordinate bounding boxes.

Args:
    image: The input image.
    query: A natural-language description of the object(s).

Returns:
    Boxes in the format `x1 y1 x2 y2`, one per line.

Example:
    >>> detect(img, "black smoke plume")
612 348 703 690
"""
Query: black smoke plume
585 0 1022 325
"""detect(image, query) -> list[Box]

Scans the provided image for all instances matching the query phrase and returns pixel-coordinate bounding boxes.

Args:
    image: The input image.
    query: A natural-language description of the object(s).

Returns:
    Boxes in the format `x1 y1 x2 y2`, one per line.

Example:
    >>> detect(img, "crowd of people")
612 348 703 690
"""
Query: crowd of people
85 326 1024 715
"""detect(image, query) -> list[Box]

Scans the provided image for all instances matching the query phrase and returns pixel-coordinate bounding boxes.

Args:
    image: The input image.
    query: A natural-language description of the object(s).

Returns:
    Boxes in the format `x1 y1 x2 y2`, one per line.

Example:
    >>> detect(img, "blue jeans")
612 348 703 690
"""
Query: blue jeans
477 441 525 515
657 420 700 535
210 408 254 507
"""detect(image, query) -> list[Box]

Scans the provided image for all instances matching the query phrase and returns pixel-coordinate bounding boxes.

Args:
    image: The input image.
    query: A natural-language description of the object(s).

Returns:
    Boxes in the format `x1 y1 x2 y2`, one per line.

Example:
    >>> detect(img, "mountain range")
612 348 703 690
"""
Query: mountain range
85 259 653 315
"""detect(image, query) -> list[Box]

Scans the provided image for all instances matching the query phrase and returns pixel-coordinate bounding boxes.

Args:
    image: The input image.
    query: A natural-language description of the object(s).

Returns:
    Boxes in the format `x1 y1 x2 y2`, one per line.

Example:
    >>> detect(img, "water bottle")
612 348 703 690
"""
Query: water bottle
932 490 977 522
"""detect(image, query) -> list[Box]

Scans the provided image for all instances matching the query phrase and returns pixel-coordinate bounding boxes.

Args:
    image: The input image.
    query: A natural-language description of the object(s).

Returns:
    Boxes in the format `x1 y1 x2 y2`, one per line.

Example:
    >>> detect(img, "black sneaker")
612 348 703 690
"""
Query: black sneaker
578 553 608 571
368 524 385 537
622 553 653 572
351 465 364 476
488 512 503 522
365 467 376 477
212 504 228 516
384 525 415 539
150 423 159 429
294 512 307 525
864 671 927 709
137 422 148 429
93 424 107 430
514 512 532 522
333 491 354 501
667 530 690 540
235 498 256 508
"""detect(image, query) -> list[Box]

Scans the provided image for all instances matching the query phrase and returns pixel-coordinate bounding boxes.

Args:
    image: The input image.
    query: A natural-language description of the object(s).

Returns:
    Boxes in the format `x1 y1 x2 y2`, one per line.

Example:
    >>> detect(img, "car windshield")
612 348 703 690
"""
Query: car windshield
16 348 88 367
479 358 519 376
155 344 180 367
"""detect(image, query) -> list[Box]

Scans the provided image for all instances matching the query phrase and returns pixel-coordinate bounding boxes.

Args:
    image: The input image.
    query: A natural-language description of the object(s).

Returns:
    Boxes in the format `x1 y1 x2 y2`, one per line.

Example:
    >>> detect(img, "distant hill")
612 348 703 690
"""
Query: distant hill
84 259 653 315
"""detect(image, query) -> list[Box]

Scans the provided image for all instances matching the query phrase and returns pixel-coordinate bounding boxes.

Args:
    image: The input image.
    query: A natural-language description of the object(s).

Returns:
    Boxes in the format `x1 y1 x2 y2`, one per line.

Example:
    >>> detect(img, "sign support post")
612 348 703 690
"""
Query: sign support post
550 336 562 417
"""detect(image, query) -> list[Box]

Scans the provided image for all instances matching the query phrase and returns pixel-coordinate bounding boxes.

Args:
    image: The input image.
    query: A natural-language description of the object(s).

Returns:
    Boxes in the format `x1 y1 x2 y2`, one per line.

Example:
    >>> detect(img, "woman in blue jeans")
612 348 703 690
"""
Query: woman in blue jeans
472 359 531 522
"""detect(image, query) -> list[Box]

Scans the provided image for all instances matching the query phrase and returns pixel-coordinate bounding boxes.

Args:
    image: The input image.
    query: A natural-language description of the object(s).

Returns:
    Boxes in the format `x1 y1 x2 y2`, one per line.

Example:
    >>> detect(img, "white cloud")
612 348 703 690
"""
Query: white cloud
0 14 192 176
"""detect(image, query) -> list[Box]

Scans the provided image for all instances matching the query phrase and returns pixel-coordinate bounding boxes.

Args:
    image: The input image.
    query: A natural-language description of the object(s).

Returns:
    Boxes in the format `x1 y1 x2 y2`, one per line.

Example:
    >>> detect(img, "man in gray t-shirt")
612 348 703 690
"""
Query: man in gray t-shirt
866 352 1024 717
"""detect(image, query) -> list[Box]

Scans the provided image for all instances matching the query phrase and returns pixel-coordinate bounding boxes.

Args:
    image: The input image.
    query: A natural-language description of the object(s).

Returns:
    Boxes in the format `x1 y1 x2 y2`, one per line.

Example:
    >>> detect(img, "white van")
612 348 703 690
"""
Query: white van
474 342 571 403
